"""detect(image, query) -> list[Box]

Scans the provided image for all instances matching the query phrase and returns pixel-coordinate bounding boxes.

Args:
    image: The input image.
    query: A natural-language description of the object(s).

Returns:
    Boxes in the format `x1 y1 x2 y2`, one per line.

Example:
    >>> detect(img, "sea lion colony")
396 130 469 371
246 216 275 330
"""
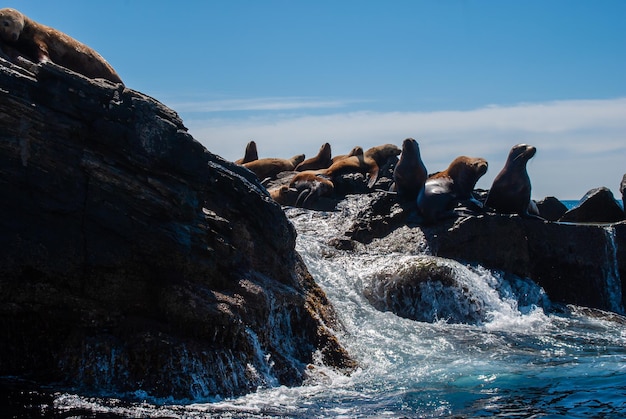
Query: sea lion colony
235 139 541 222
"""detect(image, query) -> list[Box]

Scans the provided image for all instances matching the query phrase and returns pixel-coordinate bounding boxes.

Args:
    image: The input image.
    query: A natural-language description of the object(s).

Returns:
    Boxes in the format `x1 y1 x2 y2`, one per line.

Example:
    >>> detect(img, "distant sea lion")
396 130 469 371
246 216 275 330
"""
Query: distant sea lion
391 138 428 202
295 142 332 171
485 144 538 217
235 141 258 164
331 146 364 164
417 156 488 223
0 8 123 84
243 154 305 181
323 143 401 188
290 171 335 207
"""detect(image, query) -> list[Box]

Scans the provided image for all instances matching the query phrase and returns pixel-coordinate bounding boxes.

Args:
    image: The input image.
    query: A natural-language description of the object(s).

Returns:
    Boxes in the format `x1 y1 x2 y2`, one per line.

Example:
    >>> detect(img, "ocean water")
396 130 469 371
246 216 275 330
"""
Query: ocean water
17 199 626 417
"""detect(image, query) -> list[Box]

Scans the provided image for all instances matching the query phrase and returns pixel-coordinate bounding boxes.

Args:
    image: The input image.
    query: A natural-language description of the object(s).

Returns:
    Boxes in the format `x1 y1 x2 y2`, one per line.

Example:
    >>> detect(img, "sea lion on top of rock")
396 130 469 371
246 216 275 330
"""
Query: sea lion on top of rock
243 154 305 181
331 146 364 164
417 156 488 224
235 141 258 164
0 8 123 84
390 138 428 202
485 144 539 218
295 142 333 171
290 171 335 208
323 143 401 188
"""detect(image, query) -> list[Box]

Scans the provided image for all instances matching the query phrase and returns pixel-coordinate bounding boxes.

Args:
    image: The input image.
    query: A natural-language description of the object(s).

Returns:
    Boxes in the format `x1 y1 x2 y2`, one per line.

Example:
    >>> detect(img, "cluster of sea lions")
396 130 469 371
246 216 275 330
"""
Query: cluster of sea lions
233 138 542 224
0 8 123 84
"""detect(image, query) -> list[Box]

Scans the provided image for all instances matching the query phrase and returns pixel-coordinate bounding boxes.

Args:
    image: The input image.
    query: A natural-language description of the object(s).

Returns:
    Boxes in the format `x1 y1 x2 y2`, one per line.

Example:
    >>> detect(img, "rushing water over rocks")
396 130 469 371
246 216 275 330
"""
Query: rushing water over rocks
41 199 626 418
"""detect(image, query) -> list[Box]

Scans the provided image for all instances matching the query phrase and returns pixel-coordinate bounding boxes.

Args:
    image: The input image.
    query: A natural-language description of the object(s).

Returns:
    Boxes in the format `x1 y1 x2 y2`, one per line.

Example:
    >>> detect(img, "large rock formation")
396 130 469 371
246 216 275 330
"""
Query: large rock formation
0 57 354 400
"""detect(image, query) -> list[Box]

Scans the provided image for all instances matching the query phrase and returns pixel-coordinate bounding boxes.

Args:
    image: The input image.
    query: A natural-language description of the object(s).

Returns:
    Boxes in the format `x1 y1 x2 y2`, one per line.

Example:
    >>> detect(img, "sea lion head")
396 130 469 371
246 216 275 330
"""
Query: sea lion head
508 144 536 166
348 146 364 157
446 156 488 197
0 8 25 42
401 138 420 157
290 154 306 167
319 142 332 159
365 143 401 165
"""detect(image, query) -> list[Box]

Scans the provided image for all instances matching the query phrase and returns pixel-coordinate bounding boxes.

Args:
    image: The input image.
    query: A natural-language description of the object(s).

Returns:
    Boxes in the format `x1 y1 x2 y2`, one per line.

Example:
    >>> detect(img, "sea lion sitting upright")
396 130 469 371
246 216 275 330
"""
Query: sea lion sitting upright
235 141 258 164
417 156 488 224
0 8 123 84
295 142 333 171
243 154 305 182
323 143 401 188
390 138 428 202
485 144 539 217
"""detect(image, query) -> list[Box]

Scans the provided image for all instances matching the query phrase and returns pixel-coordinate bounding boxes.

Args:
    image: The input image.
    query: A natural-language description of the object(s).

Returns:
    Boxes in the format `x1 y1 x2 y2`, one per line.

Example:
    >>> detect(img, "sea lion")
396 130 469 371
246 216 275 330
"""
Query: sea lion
390 138 428 202
485 144 538 217
268 185 298 206
323 143 401 188
235 140 258 164
417 156 488 223
0 8 123 84
243 154 305 181
331 146 364 164
290 171 335 207
295 142 332 171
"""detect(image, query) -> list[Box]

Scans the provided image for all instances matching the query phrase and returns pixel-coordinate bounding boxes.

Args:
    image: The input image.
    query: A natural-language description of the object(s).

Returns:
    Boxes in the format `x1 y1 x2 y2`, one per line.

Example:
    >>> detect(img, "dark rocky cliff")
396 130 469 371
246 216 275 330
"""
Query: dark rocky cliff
0 57 354 401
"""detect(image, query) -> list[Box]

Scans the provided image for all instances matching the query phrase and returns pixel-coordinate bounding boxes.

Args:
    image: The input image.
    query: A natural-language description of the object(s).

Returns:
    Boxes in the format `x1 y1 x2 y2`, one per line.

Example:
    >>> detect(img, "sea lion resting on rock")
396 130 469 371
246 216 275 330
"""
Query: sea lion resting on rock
243 154 305 182
390 138 428 202
331 146 364 164
485 144 540 218
235 140 258 165
322 143 401 188
268 172 334 208
0 8 123 84
417 156 488 224
295 143 333 172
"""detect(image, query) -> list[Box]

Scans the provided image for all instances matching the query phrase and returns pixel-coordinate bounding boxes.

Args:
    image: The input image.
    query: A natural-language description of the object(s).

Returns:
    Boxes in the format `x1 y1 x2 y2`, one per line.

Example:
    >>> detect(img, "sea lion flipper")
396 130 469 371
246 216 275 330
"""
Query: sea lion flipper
367 166 380 188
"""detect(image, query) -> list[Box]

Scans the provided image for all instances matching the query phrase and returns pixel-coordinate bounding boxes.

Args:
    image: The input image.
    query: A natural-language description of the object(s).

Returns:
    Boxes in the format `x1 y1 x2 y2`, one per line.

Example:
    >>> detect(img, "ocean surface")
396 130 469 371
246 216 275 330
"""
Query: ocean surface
9 198 626 418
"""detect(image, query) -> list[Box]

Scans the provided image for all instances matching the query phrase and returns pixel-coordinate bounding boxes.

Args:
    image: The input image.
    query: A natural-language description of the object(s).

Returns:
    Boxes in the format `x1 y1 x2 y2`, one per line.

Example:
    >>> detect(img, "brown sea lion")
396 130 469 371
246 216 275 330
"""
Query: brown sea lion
268 185 298 206
391 138 428 202
331 146 364 164
0 8 123 84
235 141 258 164
417 156 488 223
290 171 335 207
323 143 401 188
295 142 332 171
243 154 305 181
485 144 538 217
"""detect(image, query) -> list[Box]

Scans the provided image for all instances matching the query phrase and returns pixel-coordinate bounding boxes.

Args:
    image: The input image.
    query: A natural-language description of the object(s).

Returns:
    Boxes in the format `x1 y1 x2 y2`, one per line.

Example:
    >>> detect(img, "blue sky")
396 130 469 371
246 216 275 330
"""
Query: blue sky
7 1 626 199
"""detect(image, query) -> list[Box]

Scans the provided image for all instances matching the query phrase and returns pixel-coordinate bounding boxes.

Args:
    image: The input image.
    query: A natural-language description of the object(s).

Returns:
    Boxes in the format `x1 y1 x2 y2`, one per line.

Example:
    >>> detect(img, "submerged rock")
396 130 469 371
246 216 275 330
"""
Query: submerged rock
0 57 354 401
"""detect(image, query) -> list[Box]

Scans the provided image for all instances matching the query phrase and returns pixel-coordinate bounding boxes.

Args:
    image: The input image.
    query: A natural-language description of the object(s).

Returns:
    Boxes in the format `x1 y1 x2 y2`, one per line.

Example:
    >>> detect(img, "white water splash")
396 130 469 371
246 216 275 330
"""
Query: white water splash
603 225 625 314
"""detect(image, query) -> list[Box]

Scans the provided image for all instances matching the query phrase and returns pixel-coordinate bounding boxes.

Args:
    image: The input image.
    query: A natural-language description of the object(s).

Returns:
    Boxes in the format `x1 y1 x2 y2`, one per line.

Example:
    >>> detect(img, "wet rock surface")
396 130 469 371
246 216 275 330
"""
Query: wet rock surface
0 57 354 401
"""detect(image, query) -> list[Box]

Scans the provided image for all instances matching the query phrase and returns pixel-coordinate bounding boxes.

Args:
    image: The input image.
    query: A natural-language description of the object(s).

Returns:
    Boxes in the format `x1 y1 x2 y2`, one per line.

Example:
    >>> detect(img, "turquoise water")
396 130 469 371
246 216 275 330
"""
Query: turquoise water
47 204 626 418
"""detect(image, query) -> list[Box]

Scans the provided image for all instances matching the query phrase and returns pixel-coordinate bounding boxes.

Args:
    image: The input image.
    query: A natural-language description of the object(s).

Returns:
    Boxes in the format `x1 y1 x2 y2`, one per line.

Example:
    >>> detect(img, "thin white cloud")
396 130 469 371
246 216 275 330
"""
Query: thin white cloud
183 98 626 200
169 97 365 113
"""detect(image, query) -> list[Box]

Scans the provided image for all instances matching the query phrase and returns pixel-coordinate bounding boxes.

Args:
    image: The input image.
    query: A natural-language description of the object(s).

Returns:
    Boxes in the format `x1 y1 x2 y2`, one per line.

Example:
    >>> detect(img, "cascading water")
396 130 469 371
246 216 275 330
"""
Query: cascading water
51 205 626 418
603 225 625 314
